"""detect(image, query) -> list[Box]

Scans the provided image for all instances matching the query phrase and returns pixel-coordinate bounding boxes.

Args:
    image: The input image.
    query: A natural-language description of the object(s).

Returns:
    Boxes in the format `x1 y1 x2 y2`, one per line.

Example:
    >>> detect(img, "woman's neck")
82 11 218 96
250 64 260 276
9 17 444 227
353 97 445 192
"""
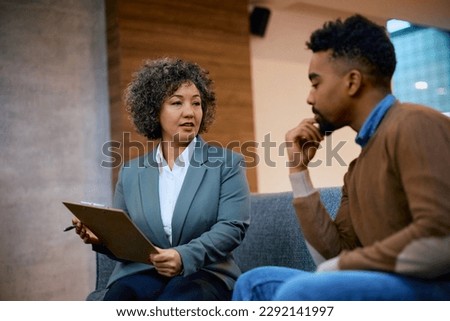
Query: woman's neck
160 140 189 169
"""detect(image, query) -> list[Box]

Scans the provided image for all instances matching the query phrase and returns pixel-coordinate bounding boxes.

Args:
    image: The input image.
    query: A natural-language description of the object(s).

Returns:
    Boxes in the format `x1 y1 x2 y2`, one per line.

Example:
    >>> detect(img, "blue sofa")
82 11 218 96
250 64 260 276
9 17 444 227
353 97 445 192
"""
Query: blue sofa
86 187 342 300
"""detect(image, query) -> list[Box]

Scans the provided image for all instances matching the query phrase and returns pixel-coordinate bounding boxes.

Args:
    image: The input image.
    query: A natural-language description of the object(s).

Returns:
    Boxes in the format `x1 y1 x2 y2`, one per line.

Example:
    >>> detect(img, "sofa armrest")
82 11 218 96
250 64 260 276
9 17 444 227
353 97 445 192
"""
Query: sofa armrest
86 253 115 300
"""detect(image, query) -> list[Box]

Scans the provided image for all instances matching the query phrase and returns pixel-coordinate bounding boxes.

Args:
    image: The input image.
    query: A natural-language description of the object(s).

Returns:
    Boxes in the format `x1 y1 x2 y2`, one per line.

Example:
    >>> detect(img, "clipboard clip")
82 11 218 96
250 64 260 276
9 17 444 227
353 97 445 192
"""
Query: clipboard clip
80 201 106 208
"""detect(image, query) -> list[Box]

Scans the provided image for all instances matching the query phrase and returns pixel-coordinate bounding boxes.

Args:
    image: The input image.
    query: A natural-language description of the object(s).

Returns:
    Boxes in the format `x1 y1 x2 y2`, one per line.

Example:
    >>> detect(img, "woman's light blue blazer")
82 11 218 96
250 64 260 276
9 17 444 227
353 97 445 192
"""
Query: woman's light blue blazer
105 136 251 290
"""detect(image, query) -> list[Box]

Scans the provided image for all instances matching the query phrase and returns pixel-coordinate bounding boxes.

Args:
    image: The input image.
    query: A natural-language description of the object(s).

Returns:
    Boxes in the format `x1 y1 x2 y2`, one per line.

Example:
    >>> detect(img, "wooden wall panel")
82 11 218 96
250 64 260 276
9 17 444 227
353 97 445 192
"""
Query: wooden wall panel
106 0 257 191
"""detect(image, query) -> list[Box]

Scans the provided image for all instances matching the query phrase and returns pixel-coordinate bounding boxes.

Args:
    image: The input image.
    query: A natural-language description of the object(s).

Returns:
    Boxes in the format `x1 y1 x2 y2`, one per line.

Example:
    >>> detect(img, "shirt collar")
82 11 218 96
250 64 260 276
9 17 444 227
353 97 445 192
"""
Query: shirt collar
156 136 197 169
355 94 396 147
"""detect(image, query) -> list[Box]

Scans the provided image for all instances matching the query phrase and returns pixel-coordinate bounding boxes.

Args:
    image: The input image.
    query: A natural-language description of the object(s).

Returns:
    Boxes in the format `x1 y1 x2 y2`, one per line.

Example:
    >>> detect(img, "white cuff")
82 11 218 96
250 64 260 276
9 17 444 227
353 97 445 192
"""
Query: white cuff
316 256 340 272
289 170 316 198
305 241 326 266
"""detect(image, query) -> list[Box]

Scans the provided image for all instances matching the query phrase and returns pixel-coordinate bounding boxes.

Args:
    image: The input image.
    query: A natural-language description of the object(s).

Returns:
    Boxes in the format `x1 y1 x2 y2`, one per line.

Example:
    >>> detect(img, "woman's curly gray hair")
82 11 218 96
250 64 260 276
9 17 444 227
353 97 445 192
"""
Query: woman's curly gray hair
124 58 217 140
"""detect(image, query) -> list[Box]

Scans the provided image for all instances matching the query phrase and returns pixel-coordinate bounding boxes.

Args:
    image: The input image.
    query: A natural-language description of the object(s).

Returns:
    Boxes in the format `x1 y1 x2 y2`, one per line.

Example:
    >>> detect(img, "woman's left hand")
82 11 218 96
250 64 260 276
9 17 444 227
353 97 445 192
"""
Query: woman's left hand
149 247 183 277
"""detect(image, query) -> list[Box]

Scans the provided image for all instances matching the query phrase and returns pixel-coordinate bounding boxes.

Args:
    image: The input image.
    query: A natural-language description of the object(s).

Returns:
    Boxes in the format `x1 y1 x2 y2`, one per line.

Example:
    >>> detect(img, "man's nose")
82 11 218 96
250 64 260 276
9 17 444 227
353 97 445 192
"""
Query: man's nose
306 91 314 106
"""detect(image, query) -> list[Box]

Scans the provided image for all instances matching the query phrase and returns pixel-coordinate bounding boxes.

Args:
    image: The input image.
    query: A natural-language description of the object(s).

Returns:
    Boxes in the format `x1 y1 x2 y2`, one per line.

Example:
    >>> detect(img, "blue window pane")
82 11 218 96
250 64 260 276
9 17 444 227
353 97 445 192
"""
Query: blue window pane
389 23 450 113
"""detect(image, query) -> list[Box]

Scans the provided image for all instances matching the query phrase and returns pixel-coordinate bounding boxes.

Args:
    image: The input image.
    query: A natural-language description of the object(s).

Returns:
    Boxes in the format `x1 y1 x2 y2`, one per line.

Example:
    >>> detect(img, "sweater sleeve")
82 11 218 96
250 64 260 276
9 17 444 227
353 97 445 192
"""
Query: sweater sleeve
292 169 361 260
338 110 450 278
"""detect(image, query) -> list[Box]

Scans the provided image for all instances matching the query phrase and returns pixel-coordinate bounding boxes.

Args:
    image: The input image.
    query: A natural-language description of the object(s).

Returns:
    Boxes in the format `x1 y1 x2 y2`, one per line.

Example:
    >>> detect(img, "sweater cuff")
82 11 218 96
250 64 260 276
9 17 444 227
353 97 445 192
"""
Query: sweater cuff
289 170 316 198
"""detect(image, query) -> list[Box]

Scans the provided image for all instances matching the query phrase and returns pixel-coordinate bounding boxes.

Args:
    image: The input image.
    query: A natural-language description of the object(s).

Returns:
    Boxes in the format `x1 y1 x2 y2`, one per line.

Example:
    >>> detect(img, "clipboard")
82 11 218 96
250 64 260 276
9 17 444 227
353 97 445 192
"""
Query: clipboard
63 201 158 264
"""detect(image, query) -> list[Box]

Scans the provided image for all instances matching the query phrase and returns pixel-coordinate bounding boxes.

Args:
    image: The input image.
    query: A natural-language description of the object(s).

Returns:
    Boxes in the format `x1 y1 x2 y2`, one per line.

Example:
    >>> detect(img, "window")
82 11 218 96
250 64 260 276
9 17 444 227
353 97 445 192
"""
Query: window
387 19 450 115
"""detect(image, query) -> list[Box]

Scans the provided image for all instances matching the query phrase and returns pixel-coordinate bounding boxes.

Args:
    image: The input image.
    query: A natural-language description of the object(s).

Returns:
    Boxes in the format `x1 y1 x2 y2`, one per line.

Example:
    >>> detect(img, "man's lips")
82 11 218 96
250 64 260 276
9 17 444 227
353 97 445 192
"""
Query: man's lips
312 107 321 119
312 108 335 136
312 111 323 126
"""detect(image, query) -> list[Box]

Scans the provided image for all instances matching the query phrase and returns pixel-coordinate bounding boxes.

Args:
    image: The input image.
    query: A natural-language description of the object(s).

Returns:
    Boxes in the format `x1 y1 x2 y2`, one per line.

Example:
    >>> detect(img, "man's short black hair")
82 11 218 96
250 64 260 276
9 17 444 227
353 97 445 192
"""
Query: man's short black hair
306 14 396 87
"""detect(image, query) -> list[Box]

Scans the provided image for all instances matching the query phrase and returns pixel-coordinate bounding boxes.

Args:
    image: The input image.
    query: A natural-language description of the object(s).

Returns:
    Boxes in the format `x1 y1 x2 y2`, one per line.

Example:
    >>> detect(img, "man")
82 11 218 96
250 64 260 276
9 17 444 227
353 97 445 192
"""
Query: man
232 14 450 300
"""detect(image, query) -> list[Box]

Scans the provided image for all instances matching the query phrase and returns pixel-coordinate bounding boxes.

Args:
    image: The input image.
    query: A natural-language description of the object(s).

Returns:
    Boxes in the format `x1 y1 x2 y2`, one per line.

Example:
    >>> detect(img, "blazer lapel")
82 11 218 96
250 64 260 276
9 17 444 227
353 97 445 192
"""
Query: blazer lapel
138 151 171 248
171 138 208 245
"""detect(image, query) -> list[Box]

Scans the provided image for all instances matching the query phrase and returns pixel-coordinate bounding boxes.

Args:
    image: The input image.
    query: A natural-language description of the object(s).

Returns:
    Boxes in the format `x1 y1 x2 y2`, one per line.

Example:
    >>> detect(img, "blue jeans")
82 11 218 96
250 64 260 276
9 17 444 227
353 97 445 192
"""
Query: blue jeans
232 266 450 300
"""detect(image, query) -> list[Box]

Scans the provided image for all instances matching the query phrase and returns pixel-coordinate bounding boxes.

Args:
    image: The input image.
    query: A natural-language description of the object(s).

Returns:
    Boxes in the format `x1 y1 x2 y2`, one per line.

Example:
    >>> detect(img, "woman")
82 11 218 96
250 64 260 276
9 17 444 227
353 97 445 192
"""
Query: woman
74 58 250 300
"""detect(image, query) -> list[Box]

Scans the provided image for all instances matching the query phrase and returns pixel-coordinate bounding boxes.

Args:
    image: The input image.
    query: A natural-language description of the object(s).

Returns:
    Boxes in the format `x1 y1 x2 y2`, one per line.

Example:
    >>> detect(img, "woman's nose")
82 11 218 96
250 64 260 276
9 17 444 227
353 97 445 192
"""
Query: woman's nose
182 104 195 117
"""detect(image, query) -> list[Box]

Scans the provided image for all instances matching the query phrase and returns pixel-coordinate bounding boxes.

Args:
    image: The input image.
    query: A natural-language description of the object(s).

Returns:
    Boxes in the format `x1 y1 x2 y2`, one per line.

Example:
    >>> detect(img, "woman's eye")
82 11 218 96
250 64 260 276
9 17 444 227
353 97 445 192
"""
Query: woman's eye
171 101 182 106
193 101 201 106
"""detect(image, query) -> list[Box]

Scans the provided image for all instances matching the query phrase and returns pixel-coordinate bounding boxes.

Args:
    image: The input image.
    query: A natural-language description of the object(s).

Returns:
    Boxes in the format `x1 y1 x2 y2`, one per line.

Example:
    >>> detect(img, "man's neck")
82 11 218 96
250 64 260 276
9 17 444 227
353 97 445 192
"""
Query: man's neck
351 89 391 133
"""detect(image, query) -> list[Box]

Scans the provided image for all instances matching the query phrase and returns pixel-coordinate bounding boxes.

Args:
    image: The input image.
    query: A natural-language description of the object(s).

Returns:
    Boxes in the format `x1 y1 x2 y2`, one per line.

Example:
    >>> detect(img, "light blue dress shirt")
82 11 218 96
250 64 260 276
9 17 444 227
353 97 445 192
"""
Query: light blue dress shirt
355 94 396 147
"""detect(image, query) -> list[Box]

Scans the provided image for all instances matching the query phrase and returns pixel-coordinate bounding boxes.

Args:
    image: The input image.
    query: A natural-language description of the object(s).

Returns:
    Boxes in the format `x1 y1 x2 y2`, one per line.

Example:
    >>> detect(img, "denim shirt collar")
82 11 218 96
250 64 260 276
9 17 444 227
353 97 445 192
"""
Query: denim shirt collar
355 94 396 147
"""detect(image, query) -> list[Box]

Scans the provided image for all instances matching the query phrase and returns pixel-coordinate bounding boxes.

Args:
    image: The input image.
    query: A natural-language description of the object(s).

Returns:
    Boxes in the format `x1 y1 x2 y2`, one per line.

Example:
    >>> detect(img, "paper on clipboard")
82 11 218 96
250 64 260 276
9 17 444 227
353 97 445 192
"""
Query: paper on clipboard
63 201 158 264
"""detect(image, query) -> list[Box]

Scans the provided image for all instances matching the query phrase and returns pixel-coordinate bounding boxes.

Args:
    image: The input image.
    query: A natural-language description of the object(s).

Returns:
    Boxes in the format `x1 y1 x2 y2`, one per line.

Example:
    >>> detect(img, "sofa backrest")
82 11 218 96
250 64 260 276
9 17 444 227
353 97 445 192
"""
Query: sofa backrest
233 188 342 273
90 187 342 296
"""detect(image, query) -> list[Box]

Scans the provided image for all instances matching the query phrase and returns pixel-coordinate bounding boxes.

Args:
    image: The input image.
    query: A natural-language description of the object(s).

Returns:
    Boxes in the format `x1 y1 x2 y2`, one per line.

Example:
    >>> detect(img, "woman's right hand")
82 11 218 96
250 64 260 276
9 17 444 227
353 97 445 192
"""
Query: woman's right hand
72 218 101 245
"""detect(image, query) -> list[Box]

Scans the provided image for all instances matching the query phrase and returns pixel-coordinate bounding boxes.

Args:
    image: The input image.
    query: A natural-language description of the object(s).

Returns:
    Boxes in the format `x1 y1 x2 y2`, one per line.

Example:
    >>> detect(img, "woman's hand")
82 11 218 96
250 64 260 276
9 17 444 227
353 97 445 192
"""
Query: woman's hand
149 247 183 277
72 217 101 245
285 117 323 173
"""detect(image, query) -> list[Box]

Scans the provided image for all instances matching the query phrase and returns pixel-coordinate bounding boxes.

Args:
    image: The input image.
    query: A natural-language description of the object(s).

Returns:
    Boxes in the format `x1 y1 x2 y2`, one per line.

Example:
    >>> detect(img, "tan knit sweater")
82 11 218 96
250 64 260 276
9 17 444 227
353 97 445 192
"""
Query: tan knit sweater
293 102 450 278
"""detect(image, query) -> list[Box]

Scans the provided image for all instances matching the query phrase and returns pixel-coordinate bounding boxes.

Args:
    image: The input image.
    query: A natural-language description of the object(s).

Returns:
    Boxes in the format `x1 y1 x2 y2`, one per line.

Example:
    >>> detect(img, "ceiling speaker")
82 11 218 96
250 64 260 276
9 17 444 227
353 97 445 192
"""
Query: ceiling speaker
250 7 271 37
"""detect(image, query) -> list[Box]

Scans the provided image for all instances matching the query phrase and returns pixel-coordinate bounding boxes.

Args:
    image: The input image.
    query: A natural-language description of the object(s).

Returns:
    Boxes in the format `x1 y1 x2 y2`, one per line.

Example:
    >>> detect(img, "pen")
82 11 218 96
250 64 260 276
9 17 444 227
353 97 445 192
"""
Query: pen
63 224 76 232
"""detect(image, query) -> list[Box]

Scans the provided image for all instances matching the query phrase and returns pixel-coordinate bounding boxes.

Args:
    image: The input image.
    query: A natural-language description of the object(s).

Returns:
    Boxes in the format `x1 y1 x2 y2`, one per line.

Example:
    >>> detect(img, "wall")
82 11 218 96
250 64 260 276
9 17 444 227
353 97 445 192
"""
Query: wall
250 7 362 193
0 0 111 300
0 0 255 300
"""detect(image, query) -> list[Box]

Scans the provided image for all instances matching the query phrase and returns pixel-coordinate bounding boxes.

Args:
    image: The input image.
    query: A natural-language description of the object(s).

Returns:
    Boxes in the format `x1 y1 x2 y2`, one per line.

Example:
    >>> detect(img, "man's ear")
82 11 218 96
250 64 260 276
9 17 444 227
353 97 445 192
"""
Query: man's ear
346 69 362 96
